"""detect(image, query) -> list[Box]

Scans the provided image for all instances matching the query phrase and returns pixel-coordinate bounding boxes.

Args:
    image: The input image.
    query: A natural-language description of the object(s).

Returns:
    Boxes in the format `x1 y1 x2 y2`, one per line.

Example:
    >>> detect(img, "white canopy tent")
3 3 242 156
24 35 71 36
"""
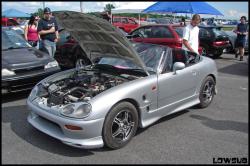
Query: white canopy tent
111 2 154 25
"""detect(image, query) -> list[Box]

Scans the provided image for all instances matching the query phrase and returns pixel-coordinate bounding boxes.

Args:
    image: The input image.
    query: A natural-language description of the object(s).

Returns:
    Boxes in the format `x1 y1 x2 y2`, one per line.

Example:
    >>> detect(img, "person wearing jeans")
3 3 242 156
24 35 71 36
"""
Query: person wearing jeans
42 39 56 58
37 7 59 58
234 16 248 61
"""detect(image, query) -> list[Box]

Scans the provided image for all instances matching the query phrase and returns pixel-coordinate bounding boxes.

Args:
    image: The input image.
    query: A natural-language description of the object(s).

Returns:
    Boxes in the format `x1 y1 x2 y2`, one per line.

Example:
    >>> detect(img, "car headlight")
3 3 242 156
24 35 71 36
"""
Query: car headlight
60 103 92 119
29 86 38 100
44 60 59 69
2 68 16 76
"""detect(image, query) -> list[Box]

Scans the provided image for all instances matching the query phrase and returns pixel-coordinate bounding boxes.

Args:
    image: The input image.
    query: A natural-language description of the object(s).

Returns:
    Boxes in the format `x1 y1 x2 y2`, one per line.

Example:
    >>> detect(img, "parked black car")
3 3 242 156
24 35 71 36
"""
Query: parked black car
198 26 230 58
2 28 61 94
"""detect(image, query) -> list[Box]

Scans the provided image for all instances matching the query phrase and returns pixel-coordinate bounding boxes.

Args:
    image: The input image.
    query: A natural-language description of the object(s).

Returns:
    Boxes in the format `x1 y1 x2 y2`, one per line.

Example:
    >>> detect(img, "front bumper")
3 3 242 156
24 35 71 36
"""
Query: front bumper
210 44 231 53
27 99 105 149
2 69 60 94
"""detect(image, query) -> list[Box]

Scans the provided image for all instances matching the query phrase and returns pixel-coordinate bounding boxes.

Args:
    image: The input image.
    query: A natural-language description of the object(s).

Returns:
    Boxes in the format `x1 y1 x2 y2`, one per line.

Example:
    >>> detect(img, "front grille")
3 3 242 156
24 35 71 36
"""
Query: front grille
14 66 45 76
37 115 63 133
9 82 35 92
3 70 54 93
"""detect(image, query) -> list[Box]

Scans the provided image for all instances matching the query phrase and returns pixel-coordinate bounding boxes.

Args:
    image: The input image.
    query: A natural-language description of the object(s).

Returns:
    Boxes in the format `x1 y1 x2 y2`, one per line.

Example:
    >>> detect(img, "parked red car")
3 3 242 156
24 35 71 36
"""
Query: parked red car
128 24 202 54
2 18 18 26
112 16 139 33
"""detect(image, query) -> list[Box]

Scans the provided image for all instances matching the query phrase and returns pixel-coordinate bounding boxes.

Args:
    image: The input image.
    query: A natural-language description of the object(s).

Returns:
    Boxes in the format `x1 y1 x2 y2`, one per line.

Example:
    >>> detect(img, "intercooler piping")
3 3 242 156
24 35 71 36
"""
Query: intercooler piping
63 86 91 96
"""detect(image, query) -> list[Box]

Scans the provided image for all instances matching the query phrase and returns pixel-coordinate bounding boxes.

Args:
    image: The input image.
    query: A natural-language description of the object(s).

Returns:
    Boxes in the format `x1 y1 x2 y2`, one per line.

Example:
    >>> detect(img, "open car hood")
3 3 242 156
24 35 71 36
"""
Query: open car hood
53 11 149 75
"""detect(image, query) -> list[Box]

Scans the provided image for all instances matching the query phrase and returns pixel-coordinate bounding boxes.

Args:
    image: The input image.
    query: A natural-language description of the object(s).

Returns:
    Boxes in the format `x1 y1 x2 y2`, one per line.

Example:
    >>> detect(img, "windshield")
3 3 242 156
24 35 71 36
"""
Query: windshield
98 57 138 69
2 29 31 50
212 28 227 36
98 43 166 73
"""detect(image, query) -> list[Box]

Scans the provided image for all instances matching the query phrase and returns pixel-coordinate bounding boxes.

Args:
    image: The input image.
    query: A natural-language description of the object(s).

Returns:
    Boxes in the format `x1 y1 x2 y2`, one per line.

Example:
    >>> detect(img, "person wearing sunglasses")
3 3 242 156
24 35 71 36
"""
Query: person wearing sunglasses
37 7 59 58
24 15 40 47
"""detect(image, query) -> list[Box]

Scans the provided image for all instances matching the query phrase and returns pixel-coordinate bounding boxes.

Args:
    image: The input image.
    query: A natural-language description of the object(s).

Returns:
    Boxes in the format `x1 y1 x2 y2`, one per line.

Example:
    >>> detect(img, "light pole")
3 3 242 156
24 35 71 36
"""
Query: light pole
110 1 113 24
80 1 83 13
43 2 45 9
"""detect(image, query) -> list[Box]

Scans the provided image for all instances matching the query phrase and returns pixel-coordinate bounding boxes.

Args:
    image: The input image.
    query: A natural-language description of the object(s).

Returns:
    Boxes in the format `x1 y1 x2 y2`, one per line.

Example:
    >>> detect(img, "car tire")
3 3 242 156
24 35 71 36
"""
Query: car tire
103 102 138 149
73 45 91 68
213 49 223 58
226 42 233 53
200 44 209 56
197 76 216 108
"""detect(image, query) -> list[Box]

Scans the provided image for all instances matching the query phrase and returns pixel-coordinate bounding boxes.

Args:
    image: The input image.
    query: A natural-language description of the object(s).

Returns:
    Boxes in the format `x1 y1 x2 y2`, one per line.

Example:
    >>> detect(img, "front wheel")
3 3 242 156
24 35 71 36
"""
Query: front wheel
103 102 138 149
197 76 216 108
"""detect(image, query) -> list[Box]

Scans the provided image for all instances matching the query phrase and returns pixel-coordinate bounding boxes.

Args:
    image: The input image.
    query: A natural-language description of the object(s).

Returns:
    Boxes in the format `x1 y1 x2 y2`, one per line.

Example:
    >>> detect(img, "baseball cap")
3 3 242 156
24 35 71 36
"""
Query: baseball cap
44 7 51 13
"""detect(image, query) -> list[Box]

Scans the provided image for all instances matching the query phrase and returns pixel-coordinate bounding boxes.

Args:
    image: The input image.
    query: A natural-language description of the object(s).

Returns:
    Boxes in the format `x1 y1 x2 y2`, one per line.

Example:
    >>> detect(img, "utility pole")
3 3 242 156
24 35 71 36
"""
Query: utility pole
110 1 113 24
43 2 45 9
80 2 83 13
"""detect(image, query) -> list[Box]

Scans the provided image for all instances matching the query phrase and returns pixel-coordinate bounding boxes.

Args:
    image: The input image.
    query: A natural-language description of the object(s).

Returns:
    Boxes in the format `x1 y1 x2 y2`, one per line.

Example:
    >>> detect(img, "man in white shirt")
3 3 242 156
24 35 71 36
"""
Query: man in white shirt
182 14 201 55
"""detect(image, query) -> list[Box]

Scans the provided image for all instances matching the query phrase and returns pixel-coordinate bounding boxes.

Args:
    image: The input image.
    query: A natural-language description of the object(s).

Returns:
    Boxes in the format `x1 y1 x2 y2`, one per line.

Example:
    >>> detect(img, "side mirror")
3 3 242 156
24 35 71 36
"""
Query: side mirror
173 62 185 74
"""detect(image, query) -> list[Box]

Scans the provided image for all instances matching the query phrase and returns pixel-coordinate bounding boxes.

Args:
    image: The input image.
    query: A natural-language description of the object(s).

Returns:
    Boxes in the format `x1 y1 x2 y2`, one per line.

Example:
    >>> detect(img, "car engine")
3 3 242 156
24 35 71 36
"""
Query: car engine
37 70 134 106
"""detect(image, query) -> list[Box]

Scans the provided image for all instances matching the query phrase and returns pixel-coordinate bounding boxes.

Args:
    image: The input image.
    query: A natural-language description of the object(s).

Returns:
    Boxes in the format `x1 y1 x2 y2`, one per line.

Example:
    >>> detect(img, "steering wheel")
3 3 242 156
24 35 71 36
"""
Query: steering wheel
134 32 144 38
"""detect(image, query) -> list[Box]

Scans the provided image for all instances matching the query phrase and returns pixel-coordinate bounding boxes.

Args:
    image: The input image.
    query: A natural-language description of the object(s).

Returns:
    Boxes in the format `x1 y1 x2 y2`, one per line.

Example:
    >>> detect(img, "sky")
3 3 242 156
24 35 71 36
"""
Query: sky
2 1 249 20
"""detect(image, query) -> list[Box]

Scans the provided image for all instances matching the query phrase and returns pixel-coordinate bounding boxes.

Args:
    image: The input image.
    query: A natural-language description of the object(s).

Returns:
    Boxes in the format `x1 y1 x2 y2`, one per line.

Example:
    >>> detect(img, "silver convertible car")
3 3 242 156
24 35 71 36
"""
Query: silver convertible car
27 11 218 149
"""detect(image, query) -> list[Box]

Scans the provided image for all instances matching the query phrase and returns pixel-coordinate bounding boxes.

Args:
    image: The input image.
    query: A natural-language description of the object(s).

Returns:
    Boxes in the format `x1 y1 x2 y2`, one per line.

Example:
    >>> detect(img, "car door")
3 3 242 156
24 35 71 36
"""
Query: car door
157 49 199 112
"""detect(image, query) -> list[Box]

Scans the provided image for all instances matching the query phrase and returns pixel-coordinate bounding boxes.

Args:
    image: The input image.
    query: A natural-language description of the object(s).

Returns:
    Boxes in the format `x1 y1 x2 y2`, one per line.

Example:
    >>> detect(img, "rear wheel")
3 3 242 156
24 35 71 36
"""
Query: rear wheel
200 45 208 56
197 76 216 108
213 49 223 58
226 42 234 53
103 102 138 149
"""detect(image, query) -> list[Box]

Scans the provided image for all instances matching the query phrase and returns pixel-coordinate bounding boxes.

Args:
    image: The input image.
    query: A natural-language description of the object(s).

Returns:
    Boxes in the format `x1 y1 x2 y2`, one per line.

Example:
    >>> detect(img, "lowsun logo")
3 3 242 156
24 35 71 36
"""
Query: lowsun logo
213 157 248 164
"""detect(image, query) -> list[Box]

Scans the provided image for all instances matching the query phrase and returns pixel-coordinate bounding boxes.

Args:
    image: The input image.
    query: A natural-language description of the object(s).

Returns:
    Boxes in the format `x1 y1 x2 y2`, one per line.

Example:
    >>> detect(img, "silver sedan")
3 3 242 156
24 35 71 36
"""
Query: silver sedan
27 11 218 149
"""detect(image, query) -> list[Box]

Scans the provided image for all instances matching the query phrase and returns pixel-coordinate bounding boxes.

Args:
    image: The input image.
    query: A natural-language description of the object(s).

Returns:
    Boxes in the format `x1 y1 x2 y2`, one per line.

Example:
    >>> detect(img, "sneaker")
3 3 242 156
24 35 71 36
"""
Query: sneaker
239 56 243 61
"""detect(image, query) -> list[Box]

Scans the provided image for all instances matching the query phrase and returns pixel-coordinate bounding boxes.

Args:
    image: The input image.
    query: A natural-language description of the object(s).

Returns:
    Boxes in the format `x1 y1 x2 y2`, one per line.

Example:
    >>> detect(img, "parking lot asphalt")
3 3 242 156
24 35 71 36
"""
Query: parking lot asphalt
2 53 248 164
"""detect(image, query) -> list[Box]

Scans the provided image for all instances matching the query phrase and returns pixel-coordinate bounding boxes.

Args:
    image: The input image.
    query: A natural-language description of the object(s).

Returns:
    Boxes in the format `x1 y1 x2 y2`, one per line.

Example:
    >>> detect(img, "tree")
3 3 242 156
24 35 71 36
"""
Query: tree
104 3 115 14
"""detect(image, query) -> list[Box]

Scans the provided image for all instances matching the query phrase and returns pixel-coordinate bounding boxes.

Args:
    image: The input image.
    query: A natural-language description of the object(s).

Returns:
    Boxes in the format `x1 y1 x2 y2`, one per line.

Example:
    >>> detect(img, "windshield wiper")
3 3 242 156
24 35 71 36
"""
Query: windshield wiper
2 47 17 50
129 67 155 73
93 64 118 70
3 46 28 50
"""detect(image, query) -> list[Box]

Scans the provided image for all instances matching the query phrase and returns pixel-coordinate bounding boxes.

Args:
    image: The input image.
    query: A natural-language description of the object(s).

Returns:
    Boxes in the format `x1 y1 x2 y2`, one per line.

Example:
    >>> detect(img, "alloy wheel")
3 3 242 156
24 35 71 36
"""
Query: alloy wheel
111 110 135 142
202 80 214 103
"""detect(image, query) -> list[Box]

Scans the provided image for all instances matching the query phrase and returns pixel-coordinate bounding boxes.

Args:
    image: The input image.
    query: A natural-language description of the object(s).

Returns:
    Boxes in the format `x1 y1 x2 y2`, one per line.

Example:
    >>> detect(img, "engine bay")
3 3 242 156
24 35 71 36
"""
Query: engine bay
37 69 137 106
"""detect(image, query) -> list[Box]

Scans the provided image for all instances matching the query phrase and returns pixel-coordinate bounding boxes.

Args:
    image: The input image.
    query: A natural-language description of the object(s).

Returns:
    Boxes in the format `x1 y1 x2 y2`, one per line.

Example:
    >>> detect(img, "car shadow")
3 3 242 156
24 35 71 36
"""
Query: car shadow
218 62 248 76
190 114 248 134
216 56 236 60
2 90 30 103
136 110 190 136
1 104 112 156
